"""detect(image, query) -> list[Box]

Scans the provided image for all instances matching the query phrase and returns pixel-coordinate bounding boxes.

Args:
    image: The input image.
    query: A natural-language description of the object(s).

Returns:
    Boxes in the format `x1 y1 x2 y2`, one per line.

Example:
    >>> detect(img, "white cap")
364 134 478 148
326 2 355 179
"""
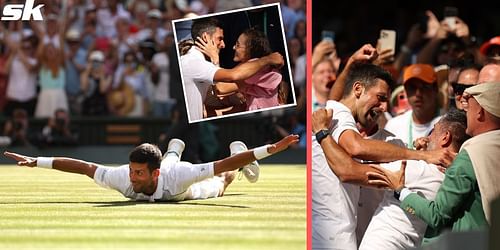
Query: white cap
184 12 199 19
22 29 34 38
464 82 500 118
147 9 162 19
175 0 189 12
47 13 58 20
66 29 81 41
89 50 105 62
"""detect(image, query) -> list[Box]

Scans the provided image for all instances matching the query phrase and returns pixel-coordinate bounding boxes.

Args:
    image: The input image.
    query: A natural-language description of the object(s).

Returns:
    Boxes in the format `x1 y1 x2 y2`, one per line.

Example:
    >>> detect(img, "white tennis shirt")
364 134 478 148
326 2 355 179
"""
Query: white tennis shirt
359 160 444 250
180 47 218 122
94 161 215 202
312 100 360 250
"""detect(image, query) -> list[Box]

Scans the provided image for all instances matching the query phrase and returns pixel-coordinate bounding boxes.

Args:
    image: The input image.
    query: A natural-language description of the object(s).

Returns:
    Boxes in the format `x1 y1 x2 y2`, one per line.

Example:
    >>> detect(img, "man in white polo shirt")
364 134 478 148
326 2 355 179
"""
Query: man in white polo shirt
179 17 284 123
4 135 298 202
358 109 469 249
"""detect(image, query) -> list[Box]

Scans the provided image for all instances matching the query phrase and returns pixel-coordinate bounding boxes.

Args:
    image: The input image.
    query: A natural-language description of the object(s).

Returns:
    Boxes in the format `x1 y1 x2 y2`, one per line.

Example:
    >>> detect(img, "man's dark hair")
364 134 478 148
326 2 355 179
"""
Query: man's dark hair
440 108 470 151
242 28 272 58
129 143 162 172
191 17 222 41
342 62 394 98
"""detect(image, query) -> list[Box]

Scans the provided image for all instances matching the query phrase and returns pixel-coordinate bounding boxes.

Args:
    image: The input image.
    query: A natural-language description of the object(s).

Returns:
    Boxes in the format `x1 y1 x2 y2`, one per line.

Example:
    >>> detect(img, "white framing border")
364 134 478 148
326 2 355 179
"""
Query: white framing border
172 3 297 124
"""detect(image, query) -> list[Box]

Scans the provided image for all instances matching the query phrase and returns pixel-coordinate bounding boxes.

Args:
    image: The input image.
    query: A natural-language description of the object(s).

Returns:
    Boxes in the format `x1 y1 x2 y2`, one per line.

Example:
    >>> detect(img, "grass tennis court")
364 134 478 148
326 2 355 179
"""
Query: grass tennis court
0 165 305 250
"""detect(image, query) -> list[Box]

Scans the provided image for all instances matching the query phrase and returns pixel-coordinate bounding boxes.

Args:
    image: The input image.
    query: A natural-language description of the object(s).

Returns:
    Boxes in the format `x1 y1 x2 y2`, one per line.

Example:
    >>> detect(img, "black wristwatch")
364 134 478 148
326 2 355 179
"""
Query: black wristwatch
393 189 401 200
315 129 330 144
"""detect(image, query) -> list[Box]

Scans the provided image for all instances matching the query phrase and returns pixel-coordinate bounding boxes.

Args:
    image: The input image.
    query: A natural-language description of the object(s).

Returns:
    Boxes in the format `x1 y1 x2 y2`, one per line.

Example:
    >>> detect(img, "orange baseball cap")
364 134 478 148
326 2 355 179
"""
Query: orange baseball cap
403 64 437 85
479 36 500 55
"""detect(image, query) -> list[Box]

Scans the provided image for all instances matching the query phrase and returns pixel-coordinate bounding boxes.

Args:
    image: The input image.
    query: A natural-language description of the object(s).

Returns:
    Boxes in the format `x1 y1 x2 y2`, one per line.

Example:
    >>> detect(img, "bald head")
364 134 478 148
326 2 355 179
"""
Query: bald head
478 64 500 84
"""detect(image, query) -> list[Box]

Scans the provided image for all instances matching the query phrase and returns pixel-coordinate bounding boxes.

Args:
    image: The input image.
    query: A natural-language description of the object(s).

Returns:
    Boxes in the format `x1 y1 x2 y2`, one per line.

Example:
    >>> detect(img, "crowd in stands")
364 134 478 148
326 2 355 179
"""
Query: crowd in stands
0 0 306 151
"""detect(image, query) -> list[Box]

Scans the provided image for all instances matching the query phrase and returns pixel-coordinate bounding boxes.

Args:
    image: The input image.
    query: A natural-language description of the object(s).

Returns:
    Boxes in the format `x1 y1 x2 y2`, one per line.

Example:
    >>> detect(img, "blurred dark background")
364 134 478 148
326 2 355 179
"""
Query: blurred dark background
312 0 500 59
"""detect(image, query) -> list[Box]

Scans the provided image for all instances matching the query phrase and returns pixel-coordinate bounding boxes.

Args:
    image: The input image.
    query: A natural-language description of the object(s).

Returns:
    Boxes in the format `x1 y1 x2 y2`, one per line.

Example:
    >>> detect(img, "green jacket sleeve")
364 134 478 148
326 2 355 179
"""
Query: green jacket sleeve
400 150 476 228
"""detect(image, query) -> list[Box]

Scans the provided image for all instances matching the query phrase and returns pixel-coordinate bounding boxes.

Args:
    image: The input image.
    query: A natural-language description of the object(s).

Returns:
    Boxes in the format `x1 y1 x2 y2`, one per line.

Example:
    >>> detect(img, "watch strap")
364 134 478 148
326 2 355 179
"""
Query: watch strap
315 129 330 144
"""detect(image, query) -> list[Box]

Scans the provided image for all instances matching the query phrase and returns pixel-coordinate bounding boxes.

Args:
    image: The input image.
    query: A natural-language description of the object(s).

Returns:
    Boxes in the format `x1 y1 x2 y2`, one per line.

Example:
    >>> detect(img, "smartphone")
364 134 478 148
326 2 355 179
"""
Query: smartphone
379 29 396 54
444 6 458 30
321 30 335 42
91 61 103 70
417 11 429 35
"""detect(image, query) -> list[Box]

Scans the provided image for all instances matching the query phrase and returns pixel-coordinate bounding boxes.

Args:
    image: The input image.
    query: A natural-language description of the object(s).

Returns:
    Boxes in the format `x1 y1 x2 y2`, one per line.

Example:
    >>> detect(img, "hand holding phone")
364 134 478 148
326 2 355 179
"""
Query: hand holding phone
321 30 335 43
379 29 396 55
444 6 458 31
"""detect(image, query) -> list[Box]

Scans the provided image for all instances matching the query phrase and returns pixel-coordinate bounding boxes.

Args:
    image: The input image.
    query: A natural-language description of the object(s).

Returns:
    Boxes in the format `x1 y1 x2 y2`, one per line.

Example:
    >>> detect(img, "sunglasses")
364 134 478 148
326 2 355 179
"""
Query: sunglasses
451 82 471 95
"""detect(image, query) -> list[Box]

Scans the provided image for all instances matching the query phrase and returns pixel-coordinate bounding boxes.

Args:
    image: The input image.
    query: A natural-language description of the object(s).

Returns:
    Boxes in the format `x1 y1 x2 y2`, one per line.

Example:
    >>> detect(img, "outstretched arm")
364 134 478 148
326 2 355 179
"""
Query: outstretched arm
4 152 97 178
213 52 284 82
313 108 456 167
213 135 299 175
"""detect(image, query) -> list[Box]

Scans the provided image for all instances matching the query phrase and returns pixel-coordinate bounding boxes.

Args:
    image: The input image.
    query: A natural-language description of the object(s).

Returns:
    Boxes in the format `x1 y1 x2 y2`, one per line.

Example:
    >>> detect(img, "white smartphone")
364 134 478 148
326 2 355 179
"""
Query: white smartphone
379 29 396 54
444 6 458 31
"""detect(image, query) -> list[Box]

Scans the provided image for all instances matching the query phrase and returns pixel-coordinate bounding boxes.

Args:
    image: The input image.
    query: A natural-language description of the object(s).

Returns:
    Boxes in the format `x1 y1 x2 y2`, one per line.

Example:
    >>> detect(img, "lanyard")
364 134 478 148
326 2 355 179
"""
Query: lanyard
408 111 414 149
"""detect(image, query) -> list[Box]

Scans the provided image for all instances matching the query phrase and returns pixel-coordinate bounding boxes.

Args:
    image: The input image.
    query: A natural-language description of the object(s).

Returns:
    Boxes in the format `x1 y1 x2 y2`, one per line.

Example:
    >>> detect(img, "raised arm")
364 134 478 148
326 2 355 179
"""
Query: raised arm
338 129 454 166
195 36 220 66
4 152 97 178
328 44 378 101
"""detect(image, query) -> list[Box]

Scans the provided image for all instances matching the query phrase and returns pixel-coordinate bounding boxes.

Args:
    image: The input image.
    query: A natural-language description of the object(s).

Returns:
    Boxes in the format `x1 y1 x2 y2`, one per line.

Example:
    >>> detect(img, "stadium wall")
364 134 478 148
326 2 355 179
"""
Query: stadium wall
0 116 305 164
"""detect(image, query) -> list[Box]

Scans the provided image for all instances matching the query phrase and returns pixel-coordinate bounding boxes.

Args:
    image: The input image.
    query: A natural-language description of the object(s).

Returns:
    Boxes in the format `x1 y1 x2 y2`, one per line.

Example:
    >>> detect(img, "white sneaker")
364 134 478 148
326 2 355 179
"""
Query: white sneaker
229 141 260 183
165 138 185 160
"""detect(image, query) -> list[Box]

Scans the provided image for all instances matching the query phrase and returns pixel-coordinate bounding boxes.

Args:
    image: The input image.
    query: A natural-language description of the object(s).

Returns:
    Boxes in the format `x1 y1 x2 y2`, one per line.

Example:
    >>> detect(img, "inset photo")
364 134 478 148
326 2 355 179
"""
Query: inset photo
172 3 296 123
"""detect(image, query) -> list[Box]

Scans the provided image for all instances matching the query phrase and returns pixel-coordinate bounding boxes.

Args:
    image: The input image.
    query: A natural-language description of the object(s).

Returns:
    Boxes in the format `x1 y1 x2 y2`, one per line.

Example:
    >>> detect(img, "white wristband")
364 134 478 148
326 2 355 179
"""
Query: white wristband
253 145 271 160
37 157 54 169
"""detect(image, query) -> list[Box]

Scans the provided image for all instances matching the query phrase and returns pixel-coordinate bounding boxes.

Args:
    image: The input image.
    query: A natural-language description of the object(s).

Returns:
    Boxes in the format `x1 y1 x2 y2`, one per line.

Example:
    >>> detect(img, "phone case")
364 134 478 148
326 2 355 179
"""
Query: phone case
379 29 396 53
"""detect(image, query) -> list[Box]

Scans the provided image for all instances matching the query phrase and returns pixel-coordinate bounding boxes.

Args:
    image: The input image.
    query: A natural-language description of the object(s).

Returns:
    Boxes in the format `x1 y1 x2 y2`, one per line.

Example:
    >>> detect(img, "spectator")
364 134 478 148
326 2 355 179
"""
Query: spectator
127 0 154 30
65 29 88 115
385 64 442 148
2 109 32 146
389 85 411 117
1 30 39 117
35 42 68 118
81 7 98 50
387 82 500 235
452 63 480 110
416 11 471 66
477 63 500 84
312 58 336 111
147 35 177 118
479 35 500 62
80 50 111 116
96 0 131 38
36 109 78 147
0 41 7 112
113 51 148 117
113 16 137 62
136 9 169 44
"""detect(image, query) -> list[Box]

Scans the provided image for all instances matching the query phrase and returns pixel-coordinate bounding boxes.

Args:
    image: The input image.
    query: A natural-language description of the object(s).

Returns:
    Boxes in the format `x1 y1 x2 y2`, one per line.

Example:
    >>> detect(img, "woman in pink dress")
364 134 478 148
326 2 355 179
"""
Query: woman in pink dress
197 28 285 111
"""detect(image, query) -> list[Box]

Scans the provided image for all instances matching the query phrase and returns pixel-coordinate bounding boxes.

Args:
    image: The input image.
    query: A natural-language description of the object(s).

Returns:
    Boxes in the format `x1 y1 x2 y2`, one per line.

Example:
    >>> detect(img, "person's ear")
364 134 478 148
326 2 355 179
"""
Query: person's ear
478 107 486 122
441 130 452 148
202 33 209 43
152 169 160 178
353 81 364 98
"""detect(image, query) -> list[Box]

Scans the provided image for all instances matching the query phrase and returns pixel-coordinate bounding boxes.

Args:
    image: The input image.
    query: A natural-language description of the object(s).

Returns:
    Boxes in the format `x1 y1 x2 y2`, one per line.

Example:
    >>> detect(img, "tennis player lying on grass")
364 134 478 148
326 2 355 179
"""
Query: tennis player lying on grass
4 134 299 202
